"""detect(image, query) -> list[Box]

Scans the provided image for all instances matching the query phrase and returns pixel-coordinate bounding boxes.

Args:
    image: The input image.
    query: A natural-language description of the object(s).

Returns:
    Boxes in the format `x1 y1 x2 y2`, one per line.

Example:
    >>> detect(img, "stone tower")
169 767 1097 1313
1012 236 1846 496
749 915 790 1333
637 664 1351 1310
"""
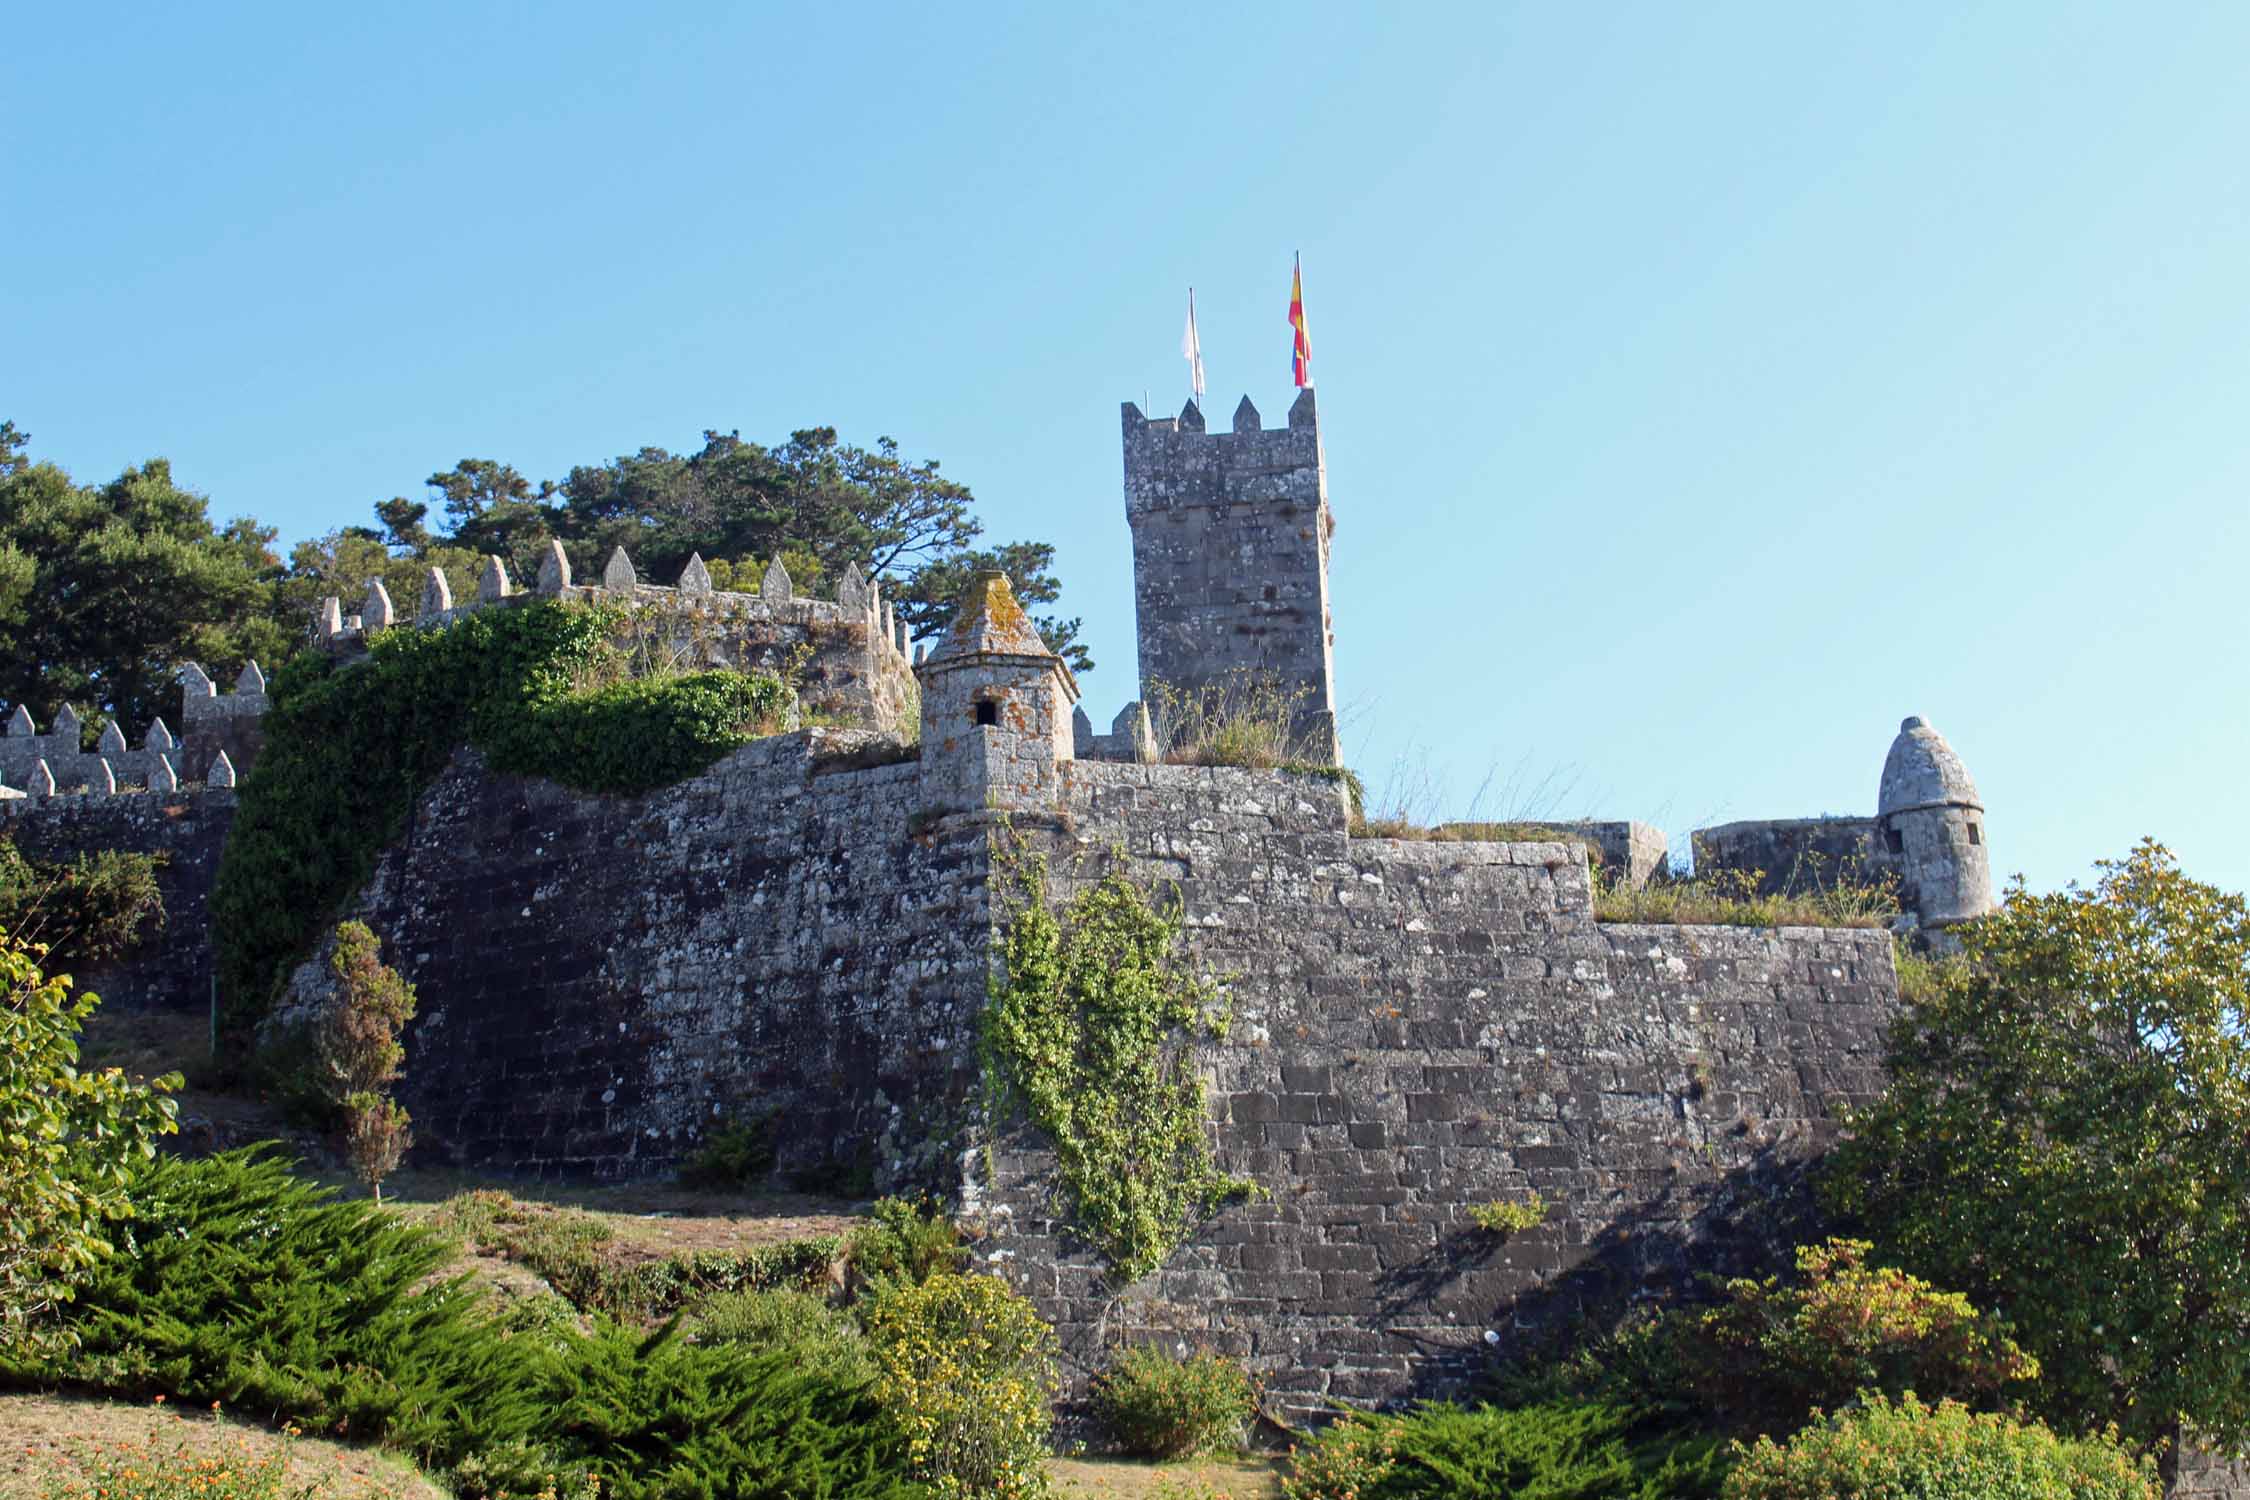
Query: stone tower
915 570 1079 816
1878 715 1994 926
1121 388 1338 763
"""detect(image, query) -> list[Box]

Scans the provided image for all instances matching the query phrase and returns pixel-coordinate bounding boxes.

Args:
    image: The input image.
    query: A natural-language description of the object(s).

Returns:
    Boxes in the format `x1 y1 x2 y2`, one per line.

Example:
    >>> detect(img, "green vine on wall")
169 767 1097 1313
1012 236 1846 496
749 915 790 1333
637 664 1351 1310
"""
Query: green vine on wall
981 845 1256 1282
209 600 792 1051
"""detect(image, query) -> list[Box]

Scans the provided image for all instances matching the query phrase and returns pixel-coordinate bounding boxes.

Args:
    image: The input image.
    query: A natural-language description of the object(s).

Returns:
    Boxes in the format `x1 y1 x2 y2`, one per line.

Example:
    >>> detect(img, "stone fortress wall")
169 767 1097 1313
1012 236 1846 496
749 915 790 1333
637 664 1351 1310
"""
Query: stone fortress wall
0 383 2088 1460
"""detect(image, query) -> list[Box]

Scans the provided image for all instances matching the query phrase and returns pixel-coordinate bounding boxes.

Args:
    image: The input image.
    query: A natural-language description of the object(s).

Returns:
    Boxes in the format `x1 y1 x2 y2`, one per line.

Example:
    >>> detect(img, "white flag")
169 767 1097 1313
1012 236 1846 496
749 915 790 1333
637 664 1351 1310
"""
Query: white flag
1181 288 1206 407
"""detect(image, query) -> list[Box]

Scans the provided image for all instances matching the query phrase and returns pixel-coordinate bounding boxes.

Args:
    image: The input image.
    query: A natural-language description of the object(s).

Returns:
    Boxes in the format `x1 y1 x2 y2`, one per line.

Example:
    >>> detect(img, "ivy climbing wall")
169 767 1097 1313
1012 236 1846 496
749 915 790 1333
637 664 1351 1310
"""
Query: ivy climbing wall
978 761 1900 1421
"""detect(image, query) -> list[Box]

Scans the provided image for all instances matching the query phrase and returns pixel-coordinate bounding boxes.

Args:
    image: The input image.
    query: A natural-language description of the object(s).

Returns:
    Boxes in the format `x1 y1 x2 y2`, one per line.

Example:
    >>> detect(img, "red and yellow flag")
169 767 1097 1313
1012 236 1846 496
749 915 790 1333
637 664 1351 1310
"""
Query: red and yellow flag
1288 254 1312 388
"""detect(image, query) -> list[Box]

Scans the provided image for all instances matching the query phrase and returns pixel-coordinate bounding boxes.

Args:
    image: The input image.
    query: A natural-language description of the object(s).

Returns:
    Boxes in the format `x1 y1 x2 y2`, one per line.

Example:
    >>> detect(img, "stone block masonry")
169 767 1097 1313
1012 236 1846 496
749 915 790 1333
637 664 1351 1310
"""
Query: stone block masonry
294 729 993 1184
976 761 1897 1420
0 787 237 1014
1123 390 1337 762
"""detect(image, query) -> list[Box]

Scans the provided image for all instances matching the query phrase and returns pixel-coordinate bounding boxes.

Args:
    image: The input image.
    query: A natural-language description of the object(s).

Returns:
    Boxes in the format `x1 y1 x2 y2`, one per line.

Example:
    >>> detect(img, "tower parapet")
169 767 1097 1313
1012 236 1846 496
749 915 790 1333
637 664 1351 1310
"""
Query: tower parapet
1121 388 1337 763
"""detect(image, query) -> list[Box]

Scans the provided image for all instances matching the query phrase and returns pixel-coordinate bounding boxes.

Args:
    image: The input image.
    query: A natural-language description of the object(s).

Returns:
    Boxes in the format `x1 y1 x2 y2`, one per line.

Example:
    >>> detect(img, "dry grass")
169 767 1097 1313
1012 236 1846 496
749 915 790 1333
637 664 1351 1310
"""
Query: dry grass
1048 1455 1287 1499
0 1394 443 1500
1594 868 1899 929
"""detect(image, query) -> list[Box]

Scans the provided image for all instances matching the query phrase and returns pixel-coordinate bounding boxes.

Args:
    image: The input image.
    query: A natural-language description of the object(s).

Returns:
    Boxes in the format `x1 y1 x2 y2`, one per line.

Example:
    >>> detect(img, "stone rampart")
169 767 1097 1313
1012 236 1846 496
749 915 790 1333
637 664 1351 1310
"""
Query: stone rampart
1692 816 1889 894
286 730 988 1184
977 761 1896 1418
0 787 238 1013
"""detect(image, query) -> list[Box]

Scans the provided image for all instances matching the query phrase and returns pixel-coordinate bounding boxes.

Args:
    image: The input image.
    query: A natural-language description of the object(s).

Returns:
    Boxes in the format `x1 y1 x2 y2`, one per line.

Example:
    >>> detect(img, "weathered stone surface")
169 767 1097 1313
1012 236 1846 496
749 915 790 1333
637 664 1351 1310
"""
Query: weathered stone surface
761 556 793 601
1122 393 1337 762
420 567 454 622
363 579 396 630
602 547 637 592
677 553 712 595
0 786 236 1011
478 556 512 603
537 540 572 595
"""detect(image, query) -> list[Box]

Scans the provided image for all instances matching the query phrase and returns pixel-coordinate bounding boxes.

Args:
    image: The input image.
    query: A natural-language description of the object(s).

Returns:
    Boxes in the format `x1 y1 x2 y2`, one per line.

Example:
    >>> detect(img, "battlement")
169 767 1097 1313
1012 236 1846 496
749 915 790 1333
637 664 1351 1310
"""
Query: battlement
1120 388 1324 518
1 665 260 800
315 547 920 731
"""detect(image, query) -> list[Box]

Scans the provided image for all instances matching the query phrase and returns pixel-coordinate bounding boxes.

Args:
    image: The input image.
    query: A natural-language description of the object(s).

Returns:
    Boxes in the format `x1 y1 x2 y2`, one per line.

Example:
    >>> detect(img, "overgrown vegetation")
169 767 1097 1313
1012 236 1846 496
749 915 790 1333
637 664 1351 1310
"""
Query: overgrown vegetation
1281 1401 1728 1500
866 1271 1058 1499
0 927 178 1357
674 1114 775 1192
1091 1346 1260 1460
845 1195 968 1300
434 1190 843 1324
1466 1194 1550 1240
209 600 793 1049
1592 865 1899 929
1826 839 2250 1455
688 1287 875 1386
7 1151 921 1500
983 847 1256 1281
1722 1394 2156 1500
1148 672 1317 771
1498 1238 2041 1443
0 837 166 976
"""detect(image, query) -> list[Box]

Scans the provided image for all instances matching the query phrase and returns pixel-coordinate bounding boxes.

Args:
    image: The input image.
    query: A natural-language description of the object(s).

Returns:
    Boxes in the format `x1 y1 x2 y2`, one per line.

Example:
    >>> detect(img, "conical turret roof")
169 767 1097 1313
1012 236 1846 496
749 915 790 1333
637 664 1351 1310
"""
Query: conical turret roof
927 571 1053 662
1879 715 1982 815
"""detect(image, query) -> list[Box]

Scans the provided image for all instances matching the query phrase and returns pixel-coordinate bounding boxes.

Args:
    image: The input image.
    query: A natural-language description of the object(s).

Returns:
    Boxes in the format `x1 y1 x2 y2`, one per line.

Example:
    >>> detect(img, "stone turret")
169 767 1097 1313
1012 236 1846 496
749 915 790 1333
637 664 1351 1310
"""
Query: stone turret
1121 388 1337 763
915 570 1078 817
1878 715 1993 926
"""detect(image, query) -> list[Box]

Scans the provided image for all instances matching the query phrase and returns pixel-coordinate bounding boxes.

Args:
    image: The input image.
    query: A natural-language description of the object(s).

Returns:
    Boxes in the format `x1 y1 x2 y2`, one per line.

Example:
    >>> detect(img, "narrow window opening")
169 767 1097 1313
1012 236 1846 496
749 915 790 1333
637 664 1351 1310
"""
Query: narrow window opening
1967 822 1981 846
974 701 1000 727
1884 827 1904 855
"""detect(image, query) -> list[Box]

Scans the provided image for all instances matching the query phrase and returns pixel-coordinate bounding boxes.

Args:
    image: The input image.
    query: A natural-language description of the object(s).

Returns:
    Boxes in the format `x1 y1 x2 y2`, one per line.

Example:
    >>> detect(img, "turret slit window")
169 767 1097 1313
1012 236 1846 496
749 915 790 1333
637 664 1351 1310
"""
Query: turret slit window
1967 822 1981 846
1884 826 1904 854
974 701 999 727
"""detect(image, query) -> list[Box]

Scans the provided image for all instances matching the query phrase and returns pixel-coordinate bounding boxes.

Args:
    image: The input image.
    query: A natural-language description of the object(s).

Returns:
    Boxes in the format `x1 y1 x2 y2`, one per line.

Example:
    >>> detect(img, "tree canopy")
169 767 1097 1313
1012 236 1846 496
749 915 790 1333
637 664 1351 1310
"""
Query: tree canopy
0 418 1089 740
1826 840 2250 1456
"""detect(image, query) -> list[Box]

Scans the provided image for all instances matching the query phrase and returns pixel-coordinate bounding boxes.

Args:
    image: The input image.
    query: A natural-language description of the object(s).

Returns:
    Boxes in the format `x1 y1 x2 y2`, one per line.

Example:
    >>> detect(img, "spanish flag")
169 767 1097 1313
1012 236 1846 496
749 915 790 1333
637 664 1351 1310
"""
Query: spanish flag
1289 254 1312 387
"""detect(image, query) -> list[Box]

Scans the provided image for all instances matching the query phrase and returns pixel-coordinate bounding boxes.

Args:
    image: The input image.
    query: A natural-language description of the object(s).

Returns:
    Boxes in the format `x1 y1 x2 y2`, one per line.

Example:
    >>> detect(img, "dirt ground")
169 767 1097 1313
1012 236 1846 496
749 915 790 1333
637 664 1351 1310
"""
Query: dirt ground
1049 1455 1289 1498
0 1393 445 1500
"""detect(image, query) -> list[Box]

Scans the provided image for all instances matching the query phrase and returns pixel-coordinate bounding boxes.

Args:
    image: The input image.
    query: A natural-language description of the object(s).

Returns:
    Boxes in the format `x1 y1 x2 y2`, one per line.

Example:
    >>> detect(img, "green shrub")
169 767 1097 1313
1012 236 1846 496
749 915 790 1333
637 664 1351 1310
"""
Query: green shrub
211 600 793 1050
690 1287 874 1385
1283 1401 1727 1500
11 1150 922 1500
0 838 166 974
846 1194 966 1298
1496 1239 2039 1441
1722 1393 2156 1500
1148 670 1316 769
1092 1344 1259 1459
866 1271 1057 1499
1684 1238 2038 1435
676 1114 776 1192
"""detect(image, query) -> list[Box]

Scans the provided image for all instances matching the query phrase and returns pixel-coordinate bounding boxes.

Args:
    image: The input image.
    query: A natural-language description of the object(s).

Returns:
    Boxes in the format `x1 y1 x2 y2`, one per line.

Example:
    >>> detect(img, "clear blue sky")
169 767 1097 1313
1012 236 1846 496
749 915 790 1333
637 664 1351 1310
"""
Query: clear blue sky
6 3 2245 896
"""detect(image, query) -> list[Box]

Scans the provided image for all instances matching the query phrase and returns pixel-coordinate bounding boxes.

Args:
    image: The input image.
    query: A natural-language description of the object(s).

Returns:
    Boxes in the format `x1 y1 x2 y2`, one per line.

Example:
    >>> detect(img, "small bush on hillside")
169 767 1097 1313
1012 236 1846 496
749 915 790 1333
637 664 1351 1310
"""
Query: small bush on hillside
0 926 177 1355
866 1271 1057 1499
318 920 417 1201
1282 1400 1727 1500
847 1195 965 1298
0 838 166 973
690 1287 874 1385
1722 1394 2156 1500
1685 1238 2038 1434
1092 1344 1259 1459
1497 1238 2038 1441
676 1114 775 1191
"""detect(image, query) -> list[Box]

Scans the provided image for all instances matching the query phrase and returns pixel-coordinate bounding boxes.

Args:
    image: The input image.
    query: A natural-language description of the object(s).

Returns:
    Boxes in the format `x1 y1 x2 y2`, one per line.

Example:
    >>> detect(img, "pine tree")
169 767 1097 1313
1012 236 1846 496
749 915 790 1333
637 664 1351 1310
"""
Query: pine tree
318 921 416 1201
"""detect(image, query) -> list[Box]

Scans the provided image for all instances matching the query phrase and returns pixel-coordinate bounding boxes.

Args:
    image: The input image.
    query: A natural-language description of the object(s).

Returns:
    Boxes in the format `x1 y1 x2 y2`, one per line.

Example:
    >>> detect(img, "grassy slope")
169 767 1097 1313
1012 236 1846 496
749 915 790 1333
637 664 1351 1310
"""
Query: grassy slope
0 1394 447 1500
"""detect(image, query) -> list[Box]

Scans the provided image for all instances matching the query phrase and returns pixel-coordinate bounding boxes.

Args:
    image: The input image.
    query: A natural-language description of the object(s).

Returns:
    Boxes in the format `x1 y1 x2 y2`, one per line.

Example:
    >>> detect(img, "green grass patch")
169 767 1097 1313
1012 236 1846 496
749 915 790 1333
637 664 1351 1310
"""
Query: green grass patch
1593 868 1897 929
